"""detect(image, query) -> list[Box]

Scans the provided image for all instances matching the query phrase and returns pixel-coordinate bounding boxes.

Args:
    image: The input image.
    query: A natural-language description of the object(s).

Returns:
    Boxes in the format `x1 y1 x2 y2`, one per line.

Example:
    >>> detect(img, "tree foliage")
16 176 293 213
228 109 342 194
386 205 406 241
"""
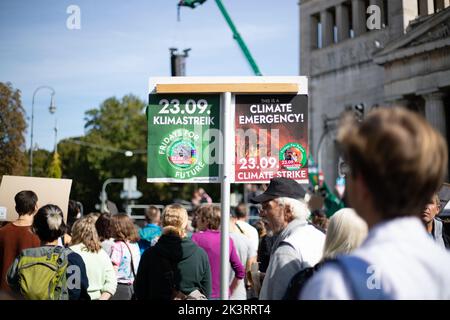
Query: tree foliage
58 94 219 213
48 152 62 178
0 82 27 176
30 149 51 177
0 89 219 212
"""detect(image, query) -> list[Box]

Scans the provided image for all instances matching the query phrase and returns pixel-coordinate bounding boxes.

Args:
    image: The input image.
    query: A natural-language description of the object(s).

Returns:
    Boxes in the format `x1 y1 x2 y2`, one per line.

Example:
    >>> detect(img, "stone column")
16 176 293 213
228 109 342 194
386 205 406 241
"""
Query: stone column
418 0 435 16
352 0 366 36
336 3 349 41
435 0 450 11
424 91 447 141
320 10 333 47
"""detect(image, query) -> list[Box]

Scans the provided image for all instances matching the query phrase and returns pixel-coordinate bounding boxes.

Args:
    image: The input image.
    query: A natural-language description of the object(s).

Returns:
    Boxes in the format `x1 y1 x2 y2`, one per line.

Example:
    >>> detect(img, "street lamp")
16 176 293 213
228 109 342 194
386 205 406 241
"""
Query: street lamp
29 85 56 176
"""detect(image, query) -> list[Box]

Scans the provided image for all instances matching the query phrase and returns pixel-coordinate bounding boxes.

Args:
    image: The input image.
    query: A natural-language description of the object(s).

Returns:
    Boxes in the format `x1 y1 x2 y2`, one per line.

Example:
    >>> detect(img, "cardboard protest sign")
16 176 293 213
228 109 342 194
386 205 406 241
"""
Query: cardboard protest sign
234 94 308 183
0 175 72 222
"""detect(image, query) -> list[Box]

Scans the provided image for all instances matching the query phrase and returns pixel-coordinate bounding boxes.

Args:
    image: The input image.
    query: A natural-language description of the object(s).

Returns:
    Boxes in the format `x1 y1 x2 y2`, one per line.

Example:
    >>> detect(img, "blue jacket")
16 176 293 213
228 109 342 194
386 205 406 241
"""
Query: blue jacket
138 224 162 255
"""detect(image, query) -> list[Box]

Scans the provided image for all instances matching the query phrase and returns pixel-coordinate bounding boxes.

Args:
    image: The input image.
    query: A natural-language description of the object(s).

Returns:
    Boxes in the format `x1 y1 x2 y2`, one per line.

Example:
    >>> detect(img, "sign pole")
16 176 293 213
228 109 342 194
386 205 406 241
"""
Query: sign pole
220 91 232 300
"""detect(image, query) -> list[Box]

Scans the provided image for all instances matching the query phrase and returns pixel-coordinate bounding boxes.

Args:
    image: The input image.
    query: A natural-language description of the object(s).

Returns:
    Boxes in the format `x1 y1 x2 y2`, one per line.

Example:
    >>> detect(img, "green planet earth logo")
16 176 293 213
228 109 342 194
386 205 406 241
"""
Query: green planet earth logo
279 142 307 171
167 139 198 170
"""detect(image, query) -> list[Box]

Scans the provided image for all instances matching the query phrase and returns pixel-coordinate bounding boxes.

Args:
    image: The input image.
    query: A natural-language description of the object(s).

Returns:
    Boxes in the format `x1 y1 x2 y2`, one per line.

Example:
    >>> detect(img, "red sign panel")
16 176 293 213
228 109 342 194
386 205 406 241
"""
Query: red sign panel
234 94 308 183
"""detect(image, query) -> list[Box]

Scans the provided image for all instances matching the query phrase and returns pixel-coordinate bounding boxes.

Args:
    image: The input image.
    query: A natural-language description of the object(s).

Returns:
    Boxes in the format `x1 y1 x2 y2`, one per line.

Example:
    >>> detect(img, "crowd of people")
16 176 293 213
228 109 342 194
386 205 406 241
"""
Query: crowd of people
1 107 450 300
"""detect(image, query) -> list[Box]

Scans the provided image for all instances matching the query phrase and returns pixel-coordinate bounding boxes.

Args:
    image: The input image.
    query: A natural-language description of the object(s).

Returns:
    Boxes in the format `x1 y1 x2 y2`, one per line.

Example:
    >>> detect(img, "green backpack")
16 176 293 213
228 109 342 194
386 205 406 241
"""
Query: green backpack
12 246 71 300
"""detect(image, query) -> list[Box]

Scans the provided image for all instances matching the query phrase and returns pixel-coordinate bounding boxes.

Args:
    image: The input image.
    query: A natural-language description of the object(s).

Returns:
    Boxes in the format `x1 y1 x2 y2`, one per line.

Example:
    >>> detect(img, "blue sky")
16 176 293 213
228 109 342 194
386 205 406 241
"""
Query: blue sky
0 0 299 150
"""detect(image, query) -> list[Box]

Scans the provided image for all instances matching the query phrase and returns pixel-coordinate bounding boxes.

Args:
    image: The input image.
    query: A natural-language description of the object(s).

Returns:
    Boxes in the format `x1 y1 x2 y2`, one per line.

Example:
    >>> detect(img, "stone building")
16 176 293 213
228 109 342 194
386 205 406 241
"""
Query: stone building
300 0 450 187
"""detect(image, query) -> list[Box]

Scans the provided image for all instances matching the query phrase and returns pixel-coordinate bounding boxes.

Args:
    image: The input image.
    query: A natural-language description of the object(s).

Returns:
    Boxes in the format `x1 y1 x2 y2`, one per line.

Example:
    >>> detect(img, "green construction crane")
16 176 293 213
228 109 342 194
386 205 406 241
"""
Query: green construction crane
178 0 263 76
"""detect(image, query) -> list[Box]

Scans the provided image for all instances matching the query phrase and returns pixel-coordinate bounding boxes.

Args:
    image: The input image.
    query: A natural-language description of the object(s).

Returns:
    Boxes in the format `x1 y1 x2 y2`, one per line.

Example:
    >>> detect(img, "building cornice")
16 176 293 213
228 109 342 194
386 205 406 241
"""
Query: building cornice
374 7 450 64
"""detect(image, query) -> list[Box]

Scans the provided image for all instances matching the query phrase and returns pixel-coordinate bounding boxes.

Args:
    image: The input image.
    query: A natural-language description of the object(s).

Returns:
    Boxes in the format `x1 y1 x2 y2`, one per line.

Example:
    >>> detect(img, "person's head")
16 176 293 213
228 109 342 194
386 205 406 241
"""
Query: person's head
14 190 38 216
338 107 448 227
145 206 161 225
195 204 221 231
111 214 139 242
311 209 328 231
322 208 368 260
251 178 308 234
234 202 248 220
259 197 310 234
421 194 441 225
161 204 188 238
95 213 113 242
67 200 82 234
285 148 293 160
71 215 102 253
32 204 66 243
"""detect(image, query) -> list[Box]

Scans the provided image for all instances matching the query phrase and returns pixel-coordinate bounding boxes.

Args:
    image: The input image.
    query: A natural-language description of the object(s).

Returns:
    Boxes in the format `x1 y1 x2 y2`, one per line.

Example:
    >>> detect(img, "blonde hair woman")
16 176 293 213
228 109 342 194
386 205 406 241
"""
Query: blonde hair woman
161 204 188 238
70 214 117 300
322 208 368 260
134 204 211 300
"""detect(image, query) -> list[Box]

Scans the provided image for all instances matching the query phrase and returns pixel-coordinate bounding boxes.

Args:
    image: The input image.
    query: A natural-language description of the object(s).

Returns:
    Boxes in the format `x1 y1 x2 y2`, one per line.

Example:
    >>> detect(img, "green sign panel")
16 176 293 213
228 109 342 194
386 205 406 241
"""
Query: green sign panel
147 94 220 182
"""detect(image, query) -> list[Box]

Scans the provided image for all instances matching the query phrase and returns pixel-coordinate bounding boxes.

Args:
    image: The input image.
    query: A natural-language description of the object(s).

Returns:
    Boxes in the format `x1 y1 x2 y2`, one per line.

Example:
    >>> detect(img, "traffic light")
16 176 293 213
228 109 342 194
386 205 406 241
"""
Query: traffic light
121 176 142 200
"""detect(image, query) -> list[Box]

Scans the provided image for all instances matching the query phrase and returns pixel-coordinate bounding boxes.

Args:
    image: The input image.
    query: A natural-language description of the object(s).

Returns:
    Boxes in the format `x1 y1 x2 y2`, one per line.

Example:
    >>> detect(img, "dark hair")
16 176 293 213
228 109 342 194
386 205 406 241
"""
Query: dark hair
95 213 113 241
145 206 161 224
312 209 326 218
234 202 247 219
32 204 67 242
111 214 139 242
67 200 82 234
14 190 38 216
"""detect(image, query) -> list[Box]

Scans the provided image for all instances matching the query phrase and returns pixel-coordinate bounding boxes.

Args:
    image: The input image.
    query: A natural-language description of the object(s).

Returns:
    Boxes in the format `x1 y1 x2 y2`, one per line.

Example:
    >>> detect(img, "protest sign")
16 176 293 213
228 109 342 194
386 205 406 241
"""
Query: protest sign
234 94 308 183
0 175 72 222
147 94 221 182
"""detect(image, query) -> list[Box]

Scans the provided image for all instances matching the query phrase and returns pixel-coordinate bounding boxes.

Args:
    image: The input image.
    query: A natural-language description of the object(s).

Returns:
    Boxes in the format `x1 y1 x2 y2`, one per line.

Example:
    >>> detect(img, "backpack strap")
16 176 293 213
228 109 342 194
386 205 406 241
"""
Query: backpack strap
235 222 245 235
122 241 136 279
283 266 315 300
332 255 391 300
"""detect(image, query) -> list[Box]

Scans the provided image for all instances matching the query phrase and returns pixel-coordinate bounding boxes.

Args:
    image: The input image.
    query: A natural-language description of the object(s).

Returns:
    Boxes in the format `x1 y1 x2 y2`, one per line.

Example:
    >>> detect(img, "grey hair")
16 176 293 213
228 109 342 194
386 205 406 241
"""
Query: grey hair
275 197 310 221
47 208 63 231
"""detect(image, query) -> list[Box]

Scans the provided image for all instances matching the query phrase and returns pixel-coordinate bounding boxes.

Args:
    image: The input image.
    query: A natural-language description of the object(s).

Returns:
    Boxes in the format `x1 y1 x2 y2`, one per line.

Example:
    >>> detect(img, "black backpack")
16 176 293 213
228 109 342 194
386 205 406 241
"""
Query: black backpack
283 266 317 300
